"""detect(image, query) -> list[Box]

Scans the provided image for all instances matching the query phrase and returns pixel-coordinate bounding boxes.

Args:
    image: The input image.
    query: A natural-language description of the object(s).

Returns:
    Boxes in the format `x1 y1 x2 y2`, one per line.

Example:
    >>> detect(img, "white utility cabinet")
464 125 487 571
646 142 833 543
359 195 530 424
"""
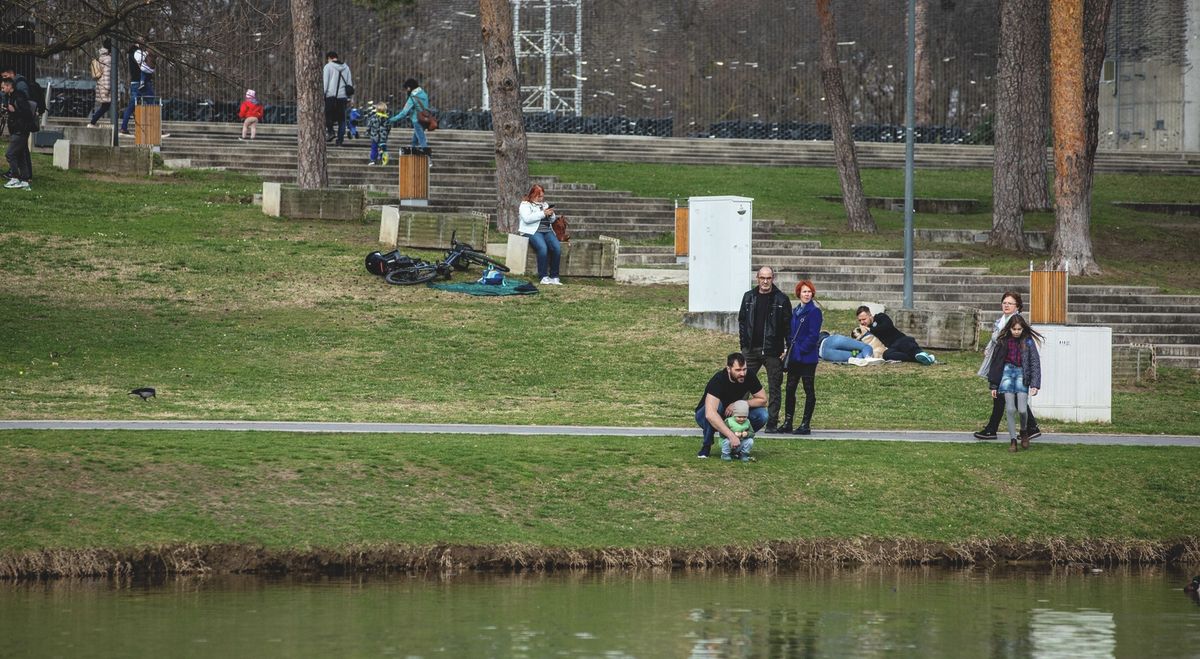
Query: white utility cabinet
687 195 753 312
1032 324 1112 423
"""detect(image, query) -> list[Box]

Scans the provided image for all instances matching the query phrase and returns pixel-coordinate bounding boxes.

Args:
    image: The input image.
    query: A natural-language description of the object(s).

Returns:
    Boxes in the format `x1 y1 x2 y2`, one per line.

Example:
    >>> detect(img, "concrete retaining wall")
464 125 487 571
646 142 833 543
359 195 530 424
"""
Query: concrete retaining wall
915 228 1049 251
510 236 618 278
263 182 365 221
62 126 114 147
821 196 980 214
682 311 738 334
893 308 979 351
379 207 488 249
52 141 153 175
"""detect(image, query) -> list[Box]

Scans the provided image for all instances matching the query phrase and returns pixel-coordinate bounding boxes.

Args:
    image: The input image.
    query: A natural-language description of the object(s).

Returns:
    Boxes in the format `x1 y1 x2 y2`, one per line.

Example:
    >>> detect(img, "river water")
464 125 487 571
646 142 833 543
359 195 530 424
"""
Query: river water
2 566 1198 658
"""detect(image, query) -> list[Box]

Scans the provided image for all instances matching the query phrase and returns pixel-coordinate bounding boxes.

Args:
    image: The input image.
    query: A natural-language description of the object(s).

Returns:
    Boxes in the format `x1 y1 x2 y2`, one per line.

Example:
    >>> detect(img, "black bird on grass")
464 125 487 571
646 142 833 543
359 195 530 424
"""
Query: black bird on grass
129 387 157 401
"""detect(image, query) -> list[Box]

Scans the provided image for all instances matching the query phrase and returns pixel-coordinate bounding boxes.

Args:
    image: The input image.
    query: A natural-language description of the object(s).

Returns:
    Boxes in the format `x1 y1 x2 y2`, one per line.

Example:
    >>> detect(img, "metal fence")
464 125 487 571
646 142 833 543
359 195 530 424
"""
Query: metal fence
24 0 1189 145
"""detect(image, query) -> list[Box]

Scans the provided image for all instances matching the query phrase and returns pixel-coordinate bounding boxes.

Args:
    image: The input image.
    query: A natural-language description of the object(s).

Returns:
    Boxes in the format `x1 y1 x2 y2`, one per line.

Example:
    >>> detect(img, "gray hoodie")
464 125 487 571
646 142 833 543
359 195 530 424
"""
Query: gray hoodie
322 60 352 99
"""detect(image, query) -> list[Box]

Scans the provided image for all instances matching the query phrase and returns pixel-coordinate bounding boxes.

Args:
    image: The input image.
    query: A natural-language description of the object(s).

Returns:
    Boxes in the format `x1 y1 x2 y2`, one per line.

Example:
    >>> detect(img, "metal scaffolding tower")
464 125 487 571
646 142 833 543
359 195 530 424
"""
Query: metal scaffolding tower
483 0 584 116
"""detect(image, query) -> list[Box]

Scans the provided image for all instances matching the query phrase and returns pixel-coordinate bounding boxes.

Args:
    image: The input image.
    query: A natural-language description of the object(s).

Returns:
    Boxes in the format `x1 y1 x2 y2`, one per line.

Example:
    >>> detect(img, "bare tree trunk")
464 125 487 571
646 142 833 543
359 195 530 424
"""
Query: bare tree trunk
1081 0 1114 220
913 0 933 126
481 0 528 235
1049 0 1099 275
1018 0 1052 211
989 0 1030 251
816 0 875 233
290 0 327 189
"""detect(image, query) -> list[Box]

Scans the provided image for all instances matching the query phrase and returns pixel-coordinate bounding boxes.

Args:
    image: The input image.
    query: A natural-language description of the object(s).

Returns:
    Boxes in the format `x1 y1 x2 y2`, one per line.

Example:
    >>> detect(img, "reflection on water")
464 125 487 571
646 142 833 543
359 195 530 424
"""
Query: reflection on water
1 565 1198 658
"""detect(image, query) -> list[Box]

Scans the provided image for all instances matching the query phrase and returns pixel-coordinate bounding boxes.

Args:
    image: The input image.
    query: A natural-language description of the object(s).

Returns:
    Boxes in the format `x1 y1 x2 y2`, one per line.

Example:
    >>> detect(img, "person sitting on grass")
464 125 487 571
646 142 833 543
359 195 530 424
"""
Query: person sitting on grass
694 352 768 459
722 399 755 462
855 306 936 364
817 331 875 363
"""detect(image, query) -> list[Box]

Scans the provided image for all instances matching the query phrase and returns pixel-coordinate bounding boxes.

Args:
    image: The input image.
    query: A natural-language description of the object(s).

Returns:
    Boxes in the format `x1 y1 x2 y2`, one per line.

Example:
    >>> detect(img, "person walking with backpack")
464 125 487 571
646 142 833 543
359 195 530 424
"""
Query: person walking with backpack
87 39 113 127
2 77 35 190
322 51 353 146
0 70 37 184
388 78 432 155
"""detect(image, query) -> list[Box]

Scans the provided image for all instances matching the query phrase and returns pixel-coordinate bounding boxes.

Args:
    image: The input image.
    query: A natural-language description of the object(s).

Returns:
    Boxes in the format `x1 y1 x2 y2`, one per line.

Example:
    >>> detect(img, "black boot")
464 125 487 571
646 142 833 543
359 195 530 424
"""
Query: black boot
793 423 811 435
766 416 792 434
794 399 814 435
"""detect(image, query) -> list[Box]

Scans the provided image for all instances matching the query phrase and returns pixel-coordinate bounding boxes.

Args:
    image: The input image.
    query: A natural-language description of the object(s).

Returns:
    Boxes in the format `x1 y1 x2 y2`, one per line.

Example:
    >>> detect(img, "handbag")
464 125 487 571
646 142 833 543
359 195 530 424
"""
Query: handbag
414 95 438 131
780 311 808 373
337 71 354 98
551 214 570 242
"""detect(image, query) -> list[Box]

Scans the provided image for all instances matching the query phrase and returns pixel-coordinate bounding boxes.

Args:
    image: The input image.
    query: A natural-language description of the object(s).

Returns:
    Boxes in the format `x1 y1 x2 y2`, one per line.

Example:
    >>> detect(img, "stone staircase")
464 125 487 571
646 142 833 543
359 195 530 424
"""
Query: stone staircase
50 118 1200 368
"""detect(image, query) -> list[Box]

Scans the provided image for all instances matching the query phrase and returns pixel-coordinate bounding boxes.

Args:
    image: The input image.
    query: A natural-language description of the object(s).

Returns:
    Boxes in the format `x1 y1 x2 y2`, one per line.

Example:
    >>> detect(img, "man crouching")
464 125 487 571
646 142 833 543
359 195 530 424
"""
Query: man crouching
694 352 768 459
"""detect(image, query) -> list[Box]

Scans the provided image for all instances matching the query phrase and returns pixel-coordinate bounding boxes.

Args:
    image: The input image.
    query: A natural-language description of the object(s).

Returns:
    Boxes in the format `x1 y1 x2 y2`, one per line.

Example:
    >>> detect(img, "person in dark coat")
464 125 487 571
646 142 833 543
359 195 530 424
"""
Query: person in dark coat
855 306 937 364
738 266 792 432
2 77 35 190
987 314 1043 452
782 280 823 434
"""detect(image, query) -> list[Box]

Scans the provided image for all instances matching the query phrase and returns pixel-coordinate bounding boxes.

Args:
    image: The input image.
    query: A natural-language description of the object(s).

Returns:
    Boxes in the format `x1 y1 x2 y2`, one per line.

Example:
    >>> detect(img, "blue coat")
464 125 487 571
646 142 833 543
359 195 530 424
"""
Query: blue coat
787 301 823 365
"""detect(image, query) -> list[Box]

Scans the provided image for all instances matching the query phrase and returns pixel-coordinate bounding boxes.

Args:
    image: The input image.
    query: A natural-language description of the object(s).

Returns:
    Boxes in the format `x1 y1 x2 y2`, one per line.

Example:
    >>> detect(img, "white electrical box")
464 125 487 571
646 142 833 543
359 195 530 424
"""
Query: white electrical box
1032 324 1112 423
687 195 753 312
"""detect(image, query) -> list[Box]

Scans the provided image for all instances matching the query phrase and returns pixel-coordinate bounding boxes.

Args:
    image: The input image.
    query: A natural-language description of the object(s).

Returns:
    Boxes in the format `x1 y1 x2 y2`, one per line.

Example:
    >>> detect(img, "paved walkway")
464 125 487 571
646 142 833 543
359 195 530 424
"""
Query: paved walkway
1 420 1197 447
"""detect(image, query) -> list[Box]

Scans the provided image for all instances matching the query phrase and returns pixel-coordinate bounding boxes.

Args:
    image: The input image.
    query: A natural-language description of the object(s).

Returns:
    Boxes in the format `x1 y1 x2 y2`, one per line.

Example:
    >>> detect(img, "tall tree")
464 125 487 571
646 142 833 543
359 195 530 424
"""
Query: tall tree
290 0 328 189
1017 0 1052 211
913 0 933 126
1048 0 1110 275
480 0 528 235
990 0 1038 251
816 0 875 233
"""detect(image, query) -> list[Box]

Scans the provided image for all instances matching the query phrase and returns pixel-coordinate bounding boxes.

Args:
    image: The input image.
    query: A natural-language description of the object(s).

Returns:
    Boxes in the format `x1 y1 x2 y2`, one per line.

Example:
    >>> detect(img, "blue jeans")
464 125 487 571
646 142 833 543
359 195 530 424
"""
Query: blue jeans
819 334 873 362
695 403 768 456
120 82 139 131
410 119 427 148
526 230 561 278
370 140 387 161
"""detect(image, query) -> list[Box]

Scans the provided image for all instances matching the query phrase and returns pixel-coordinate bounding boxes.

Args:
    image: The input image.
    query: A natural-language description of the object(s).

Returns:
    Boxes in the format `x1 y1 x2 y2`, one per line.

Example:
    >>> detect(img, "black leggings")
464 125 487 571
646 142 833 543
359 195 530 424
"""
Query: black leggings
784 362 817 424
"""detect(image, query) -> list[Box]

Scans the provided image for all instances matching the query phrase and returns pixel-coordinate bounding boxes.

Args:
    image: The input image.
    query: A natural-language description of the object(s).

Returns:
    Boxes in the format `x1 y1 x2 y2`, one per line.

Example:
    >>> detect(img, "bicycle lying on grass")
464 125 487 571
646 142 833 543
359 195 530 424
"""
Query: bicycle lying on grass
365 231 510 285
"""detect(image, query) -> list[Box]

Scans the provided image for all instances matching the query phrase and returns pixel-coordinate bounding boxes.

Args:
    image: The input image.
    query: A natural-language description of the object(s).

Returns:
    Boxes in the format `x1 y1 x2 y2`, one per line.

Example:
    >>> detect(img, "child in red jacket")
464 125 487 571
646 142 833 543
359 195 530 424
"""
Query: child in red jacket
238 89 264 140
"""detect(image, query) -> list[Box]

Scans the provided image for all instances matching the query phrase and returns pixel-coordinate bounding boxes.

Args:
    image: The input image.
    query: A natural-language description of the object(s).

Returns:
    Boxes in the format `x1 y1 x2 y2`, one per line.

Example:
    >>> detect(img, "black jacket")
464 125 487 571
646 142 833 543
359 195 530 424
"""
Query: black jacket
3 88 35 134
738 285 792 354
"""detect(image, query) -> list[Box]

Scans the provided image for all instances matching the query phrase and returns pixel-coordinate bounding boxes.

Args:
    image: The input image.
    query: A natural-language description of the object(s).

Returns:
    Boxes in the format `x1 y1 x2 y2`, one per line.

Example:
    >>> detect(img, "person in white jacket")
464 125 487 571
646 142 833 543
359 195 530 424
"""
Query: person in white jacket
517 183 563 285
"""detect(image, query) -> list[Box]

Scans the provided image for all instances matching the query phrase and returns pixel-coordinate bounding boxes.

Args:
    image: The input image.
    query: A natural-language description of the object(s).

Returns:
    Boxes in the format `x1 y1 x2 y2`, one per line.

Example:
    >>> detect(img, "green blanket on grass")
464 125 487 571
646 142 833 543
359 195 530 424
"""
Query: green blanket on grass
427 279 539 296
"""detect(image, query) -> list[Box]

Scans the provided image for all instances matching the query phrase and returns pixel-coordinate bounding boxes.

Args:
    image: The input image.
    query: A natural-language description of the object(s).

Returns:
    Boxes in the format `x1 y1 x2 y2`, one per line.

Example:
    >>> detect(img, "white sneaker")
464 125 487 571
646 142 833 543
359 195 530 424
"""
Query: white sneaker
540 276 553 285
4 178 20 188
87 123 98 128
550 277 563 285
14 181 29 190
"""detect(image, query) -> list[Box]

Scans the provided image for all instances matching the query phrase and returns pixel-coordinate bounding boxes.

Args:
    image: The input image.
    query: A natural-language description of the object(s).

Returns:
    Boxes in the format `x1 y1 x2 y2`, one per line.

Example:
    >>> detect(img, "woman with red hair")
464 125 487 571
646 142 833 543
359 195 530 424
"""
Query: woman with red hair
517 183 563 285
782 280 823 434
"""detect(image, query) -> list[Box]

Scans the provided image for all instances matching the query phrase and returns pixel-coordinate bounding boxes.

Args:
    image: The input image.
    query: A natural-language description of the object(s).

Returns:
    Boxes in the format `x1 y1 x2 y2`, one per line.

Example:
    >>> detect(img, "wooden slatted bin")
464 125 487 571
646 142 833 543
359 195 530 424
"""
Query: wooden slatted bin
674 206 689 257
134 103 161 146
1030 269 1068 324
398 154 429 206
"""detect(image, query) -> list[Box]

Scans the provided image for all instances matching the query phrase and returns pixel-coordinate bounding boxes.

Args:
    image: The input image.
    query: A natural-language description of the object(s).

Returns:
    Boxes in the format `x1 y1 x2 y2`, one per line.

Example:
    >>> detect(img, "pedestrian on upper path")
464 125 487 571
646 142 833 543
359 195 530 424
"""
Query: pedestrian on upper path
87 39 112 128
975 291 1042 441
389 78 432 155
322 51 353 146
782 280 823 435
739 266 791 433
238 89 263 140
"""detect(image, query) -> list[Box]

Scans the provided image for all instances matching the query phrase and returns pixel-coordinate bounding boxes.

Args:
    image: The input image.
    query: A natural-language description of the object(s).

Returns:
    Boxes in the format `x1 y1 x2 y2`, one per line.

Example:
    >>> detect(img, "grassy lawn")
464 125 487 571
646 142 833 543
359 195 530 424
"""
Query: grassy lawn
0 156 1198 563
530 161 1200 294
3 431 1198 553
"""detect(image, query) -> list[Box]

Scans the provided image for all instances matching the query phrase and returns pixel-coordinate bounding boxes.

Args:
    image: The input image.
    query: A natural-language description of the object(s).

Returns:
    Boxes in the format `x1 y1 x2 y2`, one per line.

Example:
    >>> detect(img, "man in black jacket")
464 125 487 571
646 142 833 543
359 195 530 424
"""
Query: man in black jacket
2 78 34 190
856 306 936 364
739 266 792 432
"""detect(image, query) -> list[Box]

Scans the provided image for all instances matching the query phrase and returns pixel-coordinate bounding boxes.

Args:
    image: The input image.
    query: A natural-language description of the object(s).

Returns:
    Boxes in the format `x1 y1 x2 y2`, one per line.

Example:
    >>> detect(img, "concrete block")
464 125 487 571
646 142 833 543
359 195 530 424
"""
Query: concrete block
506 234 530 275
53 139 70 169
893 307 979 351
915 228 1049 251
682 311 737 335
821 196 980 214
261 182 365 221
379 205 400 246
262 182 281 217
63 126 112 146
485 242 507 258
395 212 488 249
524 237 617 278
62 144 153 175
615 267 690 285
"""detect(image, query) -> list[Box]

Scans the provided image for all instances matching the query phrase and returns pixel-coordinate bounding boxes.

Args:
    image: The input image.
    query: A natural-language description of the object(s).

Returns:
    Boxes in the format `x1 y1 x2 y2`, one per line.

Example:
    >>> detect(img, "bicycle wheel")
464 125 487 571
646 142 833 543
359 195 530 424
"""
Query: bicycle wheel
463 250 511 272
384 263 440 285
